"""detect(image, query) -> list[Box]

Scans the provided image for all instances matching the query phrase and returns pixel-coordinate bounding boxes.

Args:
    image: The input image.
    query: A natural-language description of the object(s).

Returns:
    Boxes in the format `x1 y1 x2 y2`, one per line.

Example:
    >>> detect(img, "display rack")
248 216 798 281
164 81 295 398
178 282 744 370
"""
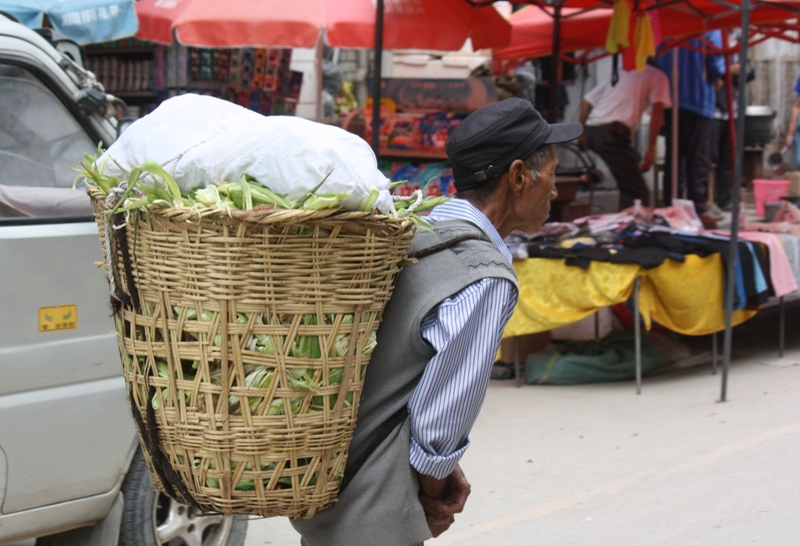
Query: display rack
82 39 303 119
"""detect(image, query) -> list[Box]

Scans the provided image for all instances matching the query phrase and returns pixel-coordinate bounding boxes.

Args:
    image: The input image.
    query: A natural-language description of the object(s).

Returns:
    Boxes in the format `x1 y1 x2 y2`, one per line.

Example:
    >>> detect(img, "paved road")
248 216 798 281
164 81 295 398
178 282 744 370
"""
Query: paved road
244 303 800 545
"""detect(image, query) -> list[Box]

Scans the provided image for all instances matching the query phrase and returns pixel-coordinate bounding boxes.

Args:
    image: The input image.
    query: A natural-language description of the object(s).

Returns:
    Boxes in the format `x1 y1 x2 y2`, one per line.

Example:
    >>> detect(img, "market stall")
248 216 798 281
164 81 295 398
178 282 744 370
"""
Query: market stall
473 0 800 399
501 201 800 391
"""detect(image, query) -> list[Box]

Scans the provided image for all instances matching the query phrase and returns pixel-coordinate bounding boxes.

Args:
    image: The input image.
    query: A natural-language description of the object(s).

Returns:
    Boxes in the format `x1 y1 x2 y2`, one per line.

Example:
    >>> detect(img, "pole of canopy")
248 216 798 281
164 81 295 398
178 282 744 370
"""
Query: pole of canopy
371 0 385 156
723 30 737 197
548 2 563 123
721 0 751 403
671 48 679 203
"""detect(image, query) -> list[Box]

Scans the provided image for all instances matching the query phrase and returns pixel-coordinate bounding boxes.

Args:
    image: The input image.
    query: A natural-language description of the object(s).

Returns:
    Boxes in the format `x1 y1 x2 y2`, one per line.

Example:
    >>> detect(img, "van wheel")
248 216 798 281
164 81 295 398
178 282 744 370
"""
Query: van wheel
120 449 247 546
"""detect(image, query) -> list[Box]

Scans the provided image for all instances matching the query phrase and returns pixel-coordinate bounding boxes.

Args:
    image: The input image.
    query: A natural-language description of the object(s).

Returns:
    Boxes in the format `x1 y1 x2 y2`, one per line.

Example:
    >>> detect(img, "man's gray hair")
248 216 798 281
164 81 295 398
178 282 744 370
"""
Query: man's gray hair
523 144 557 184
454 144 556 204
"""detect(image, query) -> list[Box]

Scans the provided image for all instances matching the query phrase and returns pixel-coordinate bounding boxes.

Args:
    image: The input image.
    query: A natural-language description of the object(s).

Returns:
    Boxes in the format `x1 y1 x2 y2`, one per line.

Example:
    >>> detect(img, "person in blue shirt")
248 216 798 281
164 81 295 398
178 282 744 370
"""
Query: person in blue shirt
784 73 800 165
656 31 725 226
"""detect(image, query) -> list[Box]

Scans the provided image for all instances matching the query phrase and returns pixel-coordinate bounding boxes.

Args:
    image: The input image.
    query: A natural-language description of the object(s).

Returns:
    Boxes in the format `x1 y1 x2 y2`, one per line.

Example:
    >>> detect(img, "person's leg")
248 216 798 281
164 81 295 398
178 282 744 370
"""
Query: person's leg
676 109 694 202
683 111 714 215
662 110 674 206
715 118 733 209
585 124 649 210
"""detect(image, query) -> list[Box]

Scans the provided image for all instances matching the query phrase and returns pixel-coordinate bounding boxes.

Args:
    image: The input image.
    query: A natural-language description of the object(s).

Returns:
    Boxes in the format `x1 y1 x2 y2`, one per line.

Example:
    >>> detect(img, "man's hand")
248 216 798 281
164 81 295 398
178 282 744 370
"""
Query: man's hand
578 135 589 153
418 465 472 538
639 147 655 172
785 134 794 148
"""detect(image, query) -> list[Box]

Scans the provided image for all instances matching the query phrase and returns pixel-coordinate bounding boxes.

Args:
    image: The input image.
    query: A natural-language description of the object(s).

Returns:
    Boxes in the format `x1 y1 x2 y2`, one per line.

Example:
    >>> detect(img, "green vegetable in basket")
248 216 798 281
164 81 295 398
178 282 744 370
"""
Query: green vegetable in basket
287 368 319 392
357 187 380 212
218 177 293 210
301 192 349 210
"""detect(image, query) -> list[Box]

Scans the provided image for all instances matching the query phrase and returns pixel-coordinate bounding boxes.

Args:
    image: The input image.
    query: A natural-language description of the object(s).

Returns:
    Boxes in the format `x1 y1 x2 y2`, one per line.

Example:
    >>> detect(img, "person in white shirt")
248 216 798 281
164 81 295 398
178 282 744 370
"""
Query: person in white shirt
578 62 672 210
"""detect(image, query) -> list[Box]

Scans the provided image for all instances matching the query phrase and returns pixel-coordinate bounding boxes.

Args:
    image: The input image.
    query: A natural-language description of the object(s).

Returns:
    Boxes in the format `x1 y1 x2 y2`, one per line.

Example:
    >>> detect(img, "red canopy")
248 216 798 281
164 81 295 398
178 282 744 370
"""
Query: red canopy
493 2 799 61
135 0 511 50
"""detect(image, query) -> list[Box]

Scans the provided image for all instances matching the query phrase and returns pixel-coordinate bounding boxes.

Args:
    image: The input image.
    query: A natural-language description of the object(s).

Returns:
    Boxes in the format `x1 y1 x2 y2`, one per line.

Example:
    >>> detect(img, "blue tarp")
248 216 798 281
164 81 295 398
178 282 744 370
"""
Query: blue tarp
1 0 138 44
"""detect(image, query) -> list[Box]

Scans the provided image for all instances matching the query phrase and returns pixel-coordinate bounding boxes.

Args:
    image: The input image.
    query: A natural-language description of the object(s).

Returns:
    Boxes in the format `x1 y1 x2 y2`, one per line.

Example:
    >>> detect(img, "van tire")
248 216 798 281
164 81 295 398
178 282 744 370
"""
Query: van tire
119 449 247 546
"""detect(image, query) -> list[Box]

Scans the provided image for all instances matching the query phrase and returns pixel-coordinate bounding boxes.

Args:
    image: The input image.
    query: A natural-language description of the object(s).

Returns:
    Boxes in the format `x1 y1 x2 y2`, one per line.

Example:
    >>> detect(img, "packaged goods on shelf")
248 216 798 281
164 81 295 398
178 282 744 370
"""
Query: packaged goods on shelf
381 161 456 199
85 40 301 118
419 111 469 151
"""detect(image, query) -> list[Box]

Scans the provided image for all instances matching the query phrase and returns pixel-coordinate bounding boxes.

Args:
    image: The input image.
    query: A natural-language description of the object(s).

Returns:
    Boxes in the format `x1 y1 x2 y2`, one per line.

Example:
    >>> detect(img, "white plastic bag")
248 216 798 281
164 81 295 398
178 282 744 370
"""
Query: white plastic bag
98 94 392 212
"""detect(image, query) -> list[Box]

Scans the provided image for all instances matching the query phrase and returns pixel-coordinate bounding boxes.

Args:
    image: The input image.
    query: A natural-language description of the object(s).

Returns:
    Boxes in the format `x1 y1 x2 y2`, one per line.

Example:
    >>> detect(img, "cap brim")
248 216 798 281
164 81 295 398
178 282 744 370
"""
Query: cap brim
545 122 583 144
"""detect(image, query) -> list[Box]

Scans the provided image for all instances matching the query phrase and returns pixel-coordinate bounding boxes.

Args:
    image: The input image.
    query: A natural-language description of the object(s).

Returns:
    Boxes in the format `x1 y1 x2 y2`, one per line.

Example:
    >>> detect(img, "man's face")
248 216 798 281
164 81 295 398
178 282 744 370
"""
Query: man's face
520 155 559 233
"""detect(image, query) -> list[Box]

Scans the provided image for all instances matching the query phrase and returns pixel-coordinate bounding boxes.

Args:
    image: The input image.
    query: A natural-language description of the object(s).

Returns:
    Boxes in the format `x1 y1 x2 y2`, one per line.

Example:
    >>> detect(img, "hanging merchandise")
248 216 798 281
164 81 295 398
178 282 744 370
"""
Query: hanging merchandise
84 39 303 118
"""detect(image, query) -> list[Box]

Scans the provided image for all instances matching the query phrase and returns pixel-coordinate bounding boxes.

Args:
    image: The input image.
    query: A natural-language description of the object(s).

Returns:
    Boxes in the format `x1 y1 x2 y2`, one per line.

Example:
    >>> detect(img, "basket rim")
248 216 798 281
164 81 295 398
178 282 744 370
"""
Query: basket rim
86 185 416 228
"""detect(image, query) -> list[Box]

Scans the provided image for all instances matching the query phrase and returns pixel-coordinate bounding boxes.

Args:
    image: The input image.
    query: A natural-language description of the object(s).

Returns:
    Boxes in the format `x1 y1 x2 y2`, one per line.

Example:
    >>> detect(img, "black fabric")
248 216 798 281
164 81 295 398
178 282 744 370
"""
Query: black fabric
584 123 649 209
747 242 773 307
446 97 582 191
527 244 682 270
526 231 739 271
662 108 714 214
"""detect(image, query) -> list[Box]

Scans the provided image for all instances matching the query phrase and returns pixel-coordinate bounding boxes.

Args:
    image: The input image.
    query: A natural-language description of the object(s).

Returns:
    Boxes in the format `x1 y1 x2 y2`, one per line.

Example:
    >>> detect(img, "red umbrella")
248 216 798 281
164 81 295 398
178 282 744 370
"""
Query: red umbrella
135 0 511 50
493 2 800 61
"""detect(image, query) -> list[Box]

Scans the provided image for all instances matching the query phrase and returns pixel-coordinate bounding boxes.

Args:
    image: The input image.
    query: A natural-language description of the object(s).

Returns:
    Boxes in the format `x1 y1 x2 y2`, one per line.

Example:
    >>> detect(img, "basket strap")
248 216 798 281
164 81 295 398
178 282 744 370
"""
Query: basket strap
140 385 202 509
111 211 141 314
408 232 491 261
338 406 408 495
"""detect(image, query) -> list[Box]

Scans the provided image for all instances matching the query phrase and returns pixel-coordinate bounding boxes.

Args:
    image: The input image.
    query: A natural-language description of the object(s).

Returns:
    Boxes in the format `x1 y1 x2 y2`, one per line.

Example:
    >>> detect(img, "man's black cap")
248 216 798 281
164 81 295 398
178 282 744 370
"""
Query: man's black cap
446 97 583 192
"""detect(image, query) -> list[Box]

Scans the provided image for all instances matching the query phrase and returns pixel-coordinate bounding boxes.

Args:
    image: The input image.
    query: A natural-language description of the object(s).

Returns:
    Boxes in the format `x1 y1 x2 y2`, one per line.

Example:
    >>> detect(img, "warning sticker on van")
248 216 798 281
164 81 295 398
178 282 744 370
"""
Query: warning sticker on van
39 305 78 332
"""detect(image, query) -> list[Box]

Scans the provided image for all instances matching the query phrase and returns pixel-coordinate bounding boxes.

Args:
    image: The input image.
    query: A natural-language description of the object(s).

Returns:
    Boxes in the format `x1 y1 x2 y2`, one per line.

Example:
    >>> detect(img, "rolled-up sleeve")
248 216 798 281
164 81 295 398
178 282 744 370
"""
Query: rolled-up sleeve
408 276 517 479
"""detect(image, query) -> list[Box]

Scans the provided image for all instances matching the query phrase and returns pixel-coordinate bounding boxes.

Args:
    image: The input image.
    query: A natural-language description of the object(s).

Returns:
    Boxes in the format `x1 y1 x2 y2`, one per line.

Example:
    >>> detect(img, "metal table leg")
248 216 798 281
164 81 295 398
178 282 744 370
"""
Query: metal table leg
595 311 600 339
712 331 718 375
514 336 521 388
634 277 642 395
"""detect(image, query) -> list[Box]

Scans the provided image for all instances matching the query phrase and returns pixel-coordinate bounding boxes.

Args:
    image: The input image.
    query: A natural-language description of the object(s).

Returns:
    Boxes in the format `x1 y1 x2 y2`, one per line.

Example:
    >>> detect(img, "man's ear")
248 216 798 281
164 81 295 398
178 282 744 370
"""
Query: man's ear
507 159 529 194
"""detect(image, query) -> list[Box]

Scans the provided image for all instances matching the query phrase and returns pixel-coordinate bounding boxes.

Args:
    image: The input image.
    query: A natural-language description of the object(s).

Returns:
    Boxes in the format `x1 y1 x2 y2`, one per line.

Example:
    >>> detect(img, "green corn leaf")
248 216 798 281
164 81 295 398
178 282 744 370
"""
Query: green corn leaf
139 160 182 204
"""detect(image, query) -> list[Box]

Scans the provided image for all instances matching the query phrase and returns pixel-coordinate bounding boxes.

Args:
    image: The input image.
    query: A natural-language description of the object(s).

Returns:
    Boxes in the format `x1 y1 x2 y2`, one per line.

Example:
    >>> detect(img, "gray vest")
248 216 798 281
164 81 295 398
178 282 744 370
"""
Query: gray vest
292 220 518 546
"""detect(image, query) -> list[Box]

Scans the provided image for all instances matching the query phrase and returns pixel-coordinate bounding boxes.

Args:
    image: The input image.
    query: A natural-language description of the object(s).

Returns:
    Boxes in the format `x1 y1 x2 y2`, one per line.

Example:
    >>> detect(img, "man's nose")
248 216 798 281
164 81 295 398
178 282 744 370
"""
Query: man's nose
550 186 558 200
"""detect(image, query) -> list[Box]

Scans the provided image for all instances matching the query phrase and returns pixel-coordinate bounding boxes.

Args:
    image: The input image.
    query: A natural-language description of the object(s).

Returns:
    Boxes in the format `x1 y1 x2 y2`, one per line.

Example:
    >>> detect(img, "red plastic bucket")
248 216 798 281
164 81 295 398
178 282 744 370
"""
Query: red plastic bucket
752 179 790 217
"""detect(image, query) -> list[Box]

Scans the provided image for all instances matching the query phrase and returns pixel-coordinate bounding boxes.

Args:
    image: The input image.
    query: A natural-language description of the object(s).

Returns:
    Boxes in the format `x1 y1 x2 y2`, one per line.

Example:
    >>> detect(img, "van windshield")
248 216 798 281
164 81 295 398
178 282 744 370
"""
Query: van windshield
0 64 96 218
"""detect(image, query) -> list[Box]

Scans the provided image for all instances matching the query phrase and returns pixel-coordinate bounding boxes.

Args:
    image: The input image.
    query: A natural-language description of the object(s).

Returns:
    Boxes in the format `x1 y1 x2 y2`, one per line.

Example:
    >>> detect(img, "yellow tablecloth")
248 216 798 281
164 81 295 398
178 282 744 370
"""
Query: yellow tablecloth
503 254 757 338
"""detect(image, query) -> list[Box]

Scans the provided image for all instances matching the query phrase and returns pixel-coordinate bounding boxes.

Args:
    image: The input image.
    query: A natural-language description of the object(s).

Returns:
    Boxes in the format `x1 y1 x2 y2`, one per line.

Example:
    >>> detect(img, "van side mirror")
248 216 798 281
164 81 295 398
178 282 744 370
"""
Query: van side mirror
116 117 135 139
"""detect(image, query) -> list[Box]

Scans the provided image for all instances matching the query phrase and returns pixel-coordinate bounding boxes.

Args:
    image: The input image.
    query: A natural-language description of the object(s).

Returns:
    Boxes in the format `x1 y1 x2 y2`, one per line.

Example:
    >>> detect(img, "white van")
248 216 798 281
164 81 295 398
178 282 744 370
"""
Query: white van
0 14 247 546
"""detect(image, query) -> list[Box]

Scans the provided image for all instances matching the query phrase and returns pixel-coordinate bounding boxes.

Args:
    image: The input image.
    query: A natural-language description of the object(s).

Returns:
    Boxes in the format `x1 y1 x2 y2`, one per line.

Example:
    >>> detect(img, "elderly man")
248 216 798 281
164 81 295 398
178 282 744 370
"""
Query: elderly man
578 62 671 210
291 98 582 545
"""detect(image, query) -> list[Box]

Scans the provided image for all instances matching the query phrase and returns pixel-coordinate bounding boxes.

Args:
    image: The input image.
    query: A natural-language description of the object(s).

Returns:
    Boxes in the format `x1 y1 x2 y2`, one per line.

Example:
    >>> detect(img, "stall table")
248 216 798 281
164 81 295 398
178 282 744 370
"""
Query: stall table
502 252 762 392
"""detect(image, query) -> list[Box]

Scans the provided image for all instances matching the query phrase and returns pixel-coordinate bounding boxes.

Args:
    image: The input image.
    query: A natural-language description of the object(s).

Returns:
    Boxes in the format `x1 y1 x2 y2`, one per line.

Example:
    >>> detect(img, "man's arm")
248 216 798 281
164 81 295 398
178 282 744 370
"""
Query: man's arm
410 276 516 536
641 101 664 172
578 99 593 152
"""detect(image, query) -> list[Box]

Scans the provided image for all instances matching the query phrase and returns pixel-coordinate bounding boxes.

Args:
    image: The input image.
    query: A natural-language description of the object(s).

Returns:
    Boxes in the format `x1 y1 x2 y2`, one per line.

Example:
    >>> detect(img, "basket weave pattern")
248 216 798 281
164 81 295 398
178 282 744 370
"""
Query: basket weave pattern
89 187 415 517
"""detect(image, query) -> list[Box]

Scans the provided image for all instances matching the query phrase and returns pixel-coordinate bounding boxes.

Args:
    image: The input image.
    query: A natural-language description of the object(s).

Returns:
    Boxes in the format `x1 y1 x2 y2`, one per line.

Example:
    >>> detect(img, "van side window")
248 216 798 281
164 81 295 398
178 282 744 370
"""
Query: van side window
0 64 95 218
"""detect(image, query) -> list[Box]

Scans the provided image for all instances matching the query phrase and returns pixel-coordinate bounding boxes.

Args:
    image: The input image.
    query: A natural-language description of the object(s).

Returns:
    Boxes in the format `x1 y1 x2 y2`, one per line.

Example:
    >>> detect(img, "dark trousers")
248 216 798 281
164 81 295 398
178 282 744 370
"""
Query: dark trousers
584 122 649 210
712 118 733 208
662 108 713 214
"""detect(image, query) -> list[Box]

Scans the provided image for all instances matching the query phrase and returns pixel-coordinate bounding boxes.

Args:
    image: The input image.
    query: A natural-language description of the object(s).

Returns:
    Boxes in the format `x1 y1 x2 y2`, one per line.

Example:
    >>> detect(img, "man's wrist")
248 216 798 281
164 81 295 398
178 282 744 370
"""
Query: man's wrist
417 472 447 500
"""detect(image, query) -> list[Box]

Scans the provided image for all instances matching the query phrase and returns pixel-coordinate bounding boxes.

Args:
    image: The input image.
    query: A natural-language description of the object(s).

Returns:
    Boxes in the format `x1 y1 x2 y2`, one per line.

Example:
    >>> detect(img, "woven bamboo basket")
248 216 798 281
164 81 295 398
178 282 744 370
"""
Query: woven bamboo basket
88 186 416 518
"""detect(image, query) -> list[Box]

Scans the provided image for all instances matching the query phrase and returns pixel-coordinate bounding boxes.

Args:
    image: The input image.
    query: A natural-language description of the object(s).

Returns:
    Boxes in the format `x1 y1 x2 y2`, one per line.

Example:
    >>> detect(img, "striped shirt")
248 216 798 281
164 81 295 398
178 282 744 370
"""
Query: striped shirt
408 199 519 479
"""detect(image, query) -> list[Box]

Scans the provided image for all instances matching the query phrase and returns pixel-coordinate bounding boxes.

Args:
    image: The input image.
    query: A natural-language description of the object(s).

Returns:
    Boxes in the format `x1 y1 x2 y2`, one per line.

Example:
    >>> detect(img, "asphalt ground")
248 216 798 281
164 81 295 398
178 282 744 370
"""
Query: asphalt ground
244 301 800 545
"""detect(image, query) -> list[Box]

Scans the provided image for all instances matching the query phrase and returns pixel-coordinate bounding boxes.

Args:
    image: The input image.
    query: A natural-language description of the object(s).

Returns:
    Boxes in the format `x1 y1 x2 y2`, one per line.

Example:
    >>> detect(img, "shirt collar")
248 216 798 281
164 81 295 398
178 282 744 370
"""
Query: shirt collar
425 198 513 264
